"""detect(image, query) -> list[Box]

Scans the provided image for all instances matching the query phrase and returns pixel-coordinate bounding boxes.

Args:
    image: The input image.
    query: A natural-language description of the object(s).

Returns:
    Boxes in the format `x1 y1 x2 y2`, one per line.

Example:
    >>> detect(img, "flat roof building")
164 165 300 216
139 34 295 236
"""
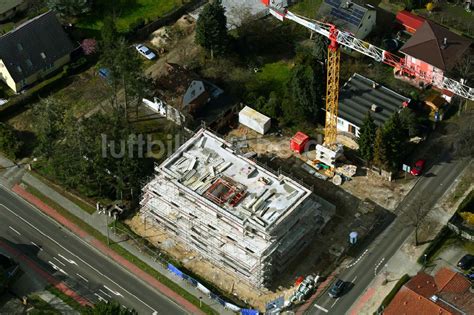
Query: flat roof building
140 129 334 287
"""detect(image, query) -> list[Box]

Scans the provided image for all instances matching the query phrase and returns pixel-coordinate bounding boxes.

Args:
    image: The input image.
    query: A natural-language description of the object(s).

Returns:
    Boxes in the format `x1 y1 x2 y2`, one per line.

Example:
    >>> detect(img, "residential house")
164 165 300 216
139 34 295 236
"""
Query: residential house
0 0 27 22
182 80 211 112
399 20 471 90
395 10 425 34
385 267 474 315
334 73 410 137
318 0 376 39
0 11 75 93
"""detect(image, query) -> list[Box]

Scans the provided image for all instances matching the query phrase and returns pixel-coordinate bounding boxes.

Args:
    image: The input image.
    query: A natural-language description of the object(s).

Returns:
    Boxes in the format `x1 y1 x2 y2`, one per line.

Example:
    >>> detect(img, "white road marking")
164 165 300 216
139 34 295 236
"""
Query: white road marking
58 253 78 265
76 273 89 282
346 249 369 269
374 257 386 276
99 289 112 298
8 226 21 235
331 298 340 308
53 257 66 266
352 276 358 282
31 241 43 251
314 303 329 313
0 204 157 312
48 261 69 276
94 293 108 303
104 285 123 297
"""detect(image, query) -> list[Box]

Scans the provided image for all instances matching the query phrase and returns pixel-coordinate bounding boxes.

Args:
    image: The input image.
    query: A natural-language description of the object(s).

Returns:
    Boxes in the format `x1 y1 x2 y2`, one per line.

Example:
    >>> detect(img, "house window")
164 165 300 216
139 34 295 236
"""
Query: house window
40 52 46 59
26 59 33 67
16 66 22 73
17 43 23 52
337 118 343 126
348 124 356 134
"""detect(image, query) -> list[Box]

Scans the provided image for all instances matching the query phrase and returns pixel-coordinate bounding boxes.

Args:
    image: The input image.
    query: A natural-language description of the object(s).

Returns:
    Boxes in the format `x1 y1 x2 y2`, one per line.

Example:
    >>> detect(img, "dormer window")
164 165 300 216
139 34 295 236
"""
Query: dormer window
17 43 23 51
17 66 22 73
26 59 33 67
40 52 46 59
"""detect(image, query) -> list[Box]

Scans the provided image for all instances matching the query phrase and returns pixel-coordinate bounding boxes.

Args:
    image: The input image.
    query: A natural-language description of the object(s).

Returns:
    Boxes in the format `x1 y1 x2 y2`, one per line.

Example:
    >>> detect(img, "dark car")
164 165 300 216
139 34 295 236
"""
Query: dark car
466 271 474 281
457 254 474 270
328 279 345 298
410 159 426 176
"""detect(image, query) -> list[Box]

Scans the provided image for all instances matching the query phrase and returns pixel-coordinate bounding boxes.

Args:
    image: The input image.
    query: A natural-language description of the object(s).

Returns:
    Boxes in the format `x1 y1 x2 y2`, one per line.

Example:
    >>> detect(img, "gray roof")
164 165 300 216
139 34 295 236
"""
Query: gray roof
0 11 75 83
183 80 207 107
338 73 410 128
319 0 372 34
0 0 24 14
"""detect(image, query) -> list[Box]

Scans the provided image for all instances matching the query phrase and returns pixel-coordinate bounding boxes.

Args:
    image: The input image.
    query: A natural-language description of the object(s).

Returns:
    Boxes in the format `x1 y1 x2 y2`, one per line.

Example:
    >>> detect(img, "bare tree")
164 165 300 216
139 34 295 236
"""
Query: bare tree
403 199 429 246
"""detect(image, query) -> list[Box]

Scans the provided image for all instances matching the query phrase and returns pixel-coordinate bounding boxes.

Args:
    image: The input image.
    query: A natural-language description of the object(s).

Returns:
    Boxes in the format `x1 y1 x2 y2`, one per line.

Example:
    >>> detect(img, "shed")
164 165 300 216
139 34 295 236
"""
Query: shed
239 106 271 135
395 10 425 34
290 132 309 154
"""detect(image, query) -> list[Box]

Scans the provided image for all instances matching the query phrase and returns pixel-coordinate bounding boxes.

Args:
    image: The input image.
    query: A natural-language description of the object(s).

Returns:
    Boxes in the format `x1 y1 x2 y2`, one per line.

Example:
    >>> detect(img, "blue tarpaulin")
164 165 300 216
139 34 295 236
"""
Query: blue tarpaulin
167 263 184 278
241 309 259 315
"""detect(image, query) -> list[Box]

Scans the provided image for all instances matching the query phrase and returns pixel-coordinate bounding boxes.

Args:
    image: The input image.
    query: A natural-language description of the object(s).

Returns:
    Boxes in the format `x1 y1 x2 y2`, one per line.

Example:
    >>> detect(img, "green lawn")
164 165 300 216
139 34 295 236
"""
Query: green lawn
247 61 293 97
77 0 185 32
290 0 323 17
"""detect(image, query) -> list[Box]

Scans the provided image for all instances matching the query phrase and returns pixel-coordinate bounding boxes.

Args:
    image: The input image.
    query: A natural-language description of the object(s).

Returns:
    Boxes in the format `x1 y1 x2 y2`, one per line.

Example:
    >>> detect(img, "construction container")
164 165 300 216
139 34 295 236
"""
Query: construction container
290 132 309 154
239 106 271 135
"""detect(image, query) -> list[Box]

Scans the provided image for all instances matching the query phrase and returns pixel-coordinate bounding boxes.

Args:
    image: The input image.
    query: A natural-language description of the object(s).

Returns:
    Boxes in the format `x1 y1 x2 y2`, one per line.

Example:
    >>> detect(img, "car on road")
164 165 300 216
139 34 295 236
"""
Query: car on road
457 254 474 270
410 159 426 176
328 279 345 298
135 44 156 60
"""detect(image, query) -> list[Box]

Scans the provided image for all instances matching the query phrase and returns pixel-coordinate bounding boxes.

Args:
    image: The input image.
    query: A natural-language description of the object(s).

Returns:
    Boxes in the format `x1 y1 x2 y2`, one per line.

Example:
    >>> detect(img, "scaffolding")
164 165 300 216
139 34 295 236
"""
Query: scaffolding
139 129 335 287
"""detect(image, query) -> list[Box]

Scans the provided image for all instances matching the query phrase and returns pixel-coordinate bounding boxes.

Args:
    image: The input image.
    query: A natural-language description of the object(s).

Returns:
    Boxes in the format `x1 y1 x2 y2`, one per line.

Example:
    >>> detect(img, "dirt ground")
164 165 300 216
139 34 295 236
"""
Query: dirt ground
226 127 417 211
127 215 295 310
145 15 201 79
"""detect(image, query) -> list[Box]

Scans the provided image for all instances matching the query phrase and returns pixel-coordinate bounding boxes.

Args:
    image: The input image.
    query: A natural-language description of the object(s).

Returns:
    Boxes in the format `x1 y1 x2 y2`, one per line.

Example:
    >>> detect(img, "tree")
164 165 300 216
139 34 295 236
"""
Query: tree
287 63 325 123
195 0 229 58
383 112 406 170
403 200 428 246
31 97 66 158
357 112 377 162
312 34 329 62
46 0 91 17
399 107 418 137
83 301 137 315
426 2 435 12
372 127 388 168
0 123 22 159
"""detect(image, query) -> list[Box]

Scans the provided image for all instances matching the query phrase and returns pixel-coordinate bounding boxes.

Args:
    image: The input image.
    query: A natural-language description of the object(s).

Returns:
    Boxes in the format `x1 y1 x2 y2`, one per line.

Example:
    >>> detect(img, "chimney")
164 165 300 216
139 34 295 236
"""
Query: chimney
441 37 448 49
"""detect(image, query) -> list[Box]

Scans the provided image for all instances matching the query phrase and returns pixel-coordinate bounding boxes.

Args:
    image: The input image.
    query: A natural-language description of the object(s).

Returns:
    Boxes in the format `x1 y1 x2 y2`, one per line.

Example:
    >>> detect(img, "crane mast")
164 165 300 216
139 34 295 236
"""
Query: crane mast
265 4 474 101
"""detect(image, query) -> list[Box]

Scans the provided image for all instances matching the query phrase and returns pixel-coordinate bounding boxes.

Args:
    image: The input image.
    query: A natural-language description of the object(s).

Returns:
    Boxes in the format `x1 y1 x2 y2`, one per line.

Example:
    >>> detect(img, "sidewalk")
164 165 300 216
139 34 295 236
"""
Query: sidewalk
347 161 473 315
37 290 80 315
0 156 232 314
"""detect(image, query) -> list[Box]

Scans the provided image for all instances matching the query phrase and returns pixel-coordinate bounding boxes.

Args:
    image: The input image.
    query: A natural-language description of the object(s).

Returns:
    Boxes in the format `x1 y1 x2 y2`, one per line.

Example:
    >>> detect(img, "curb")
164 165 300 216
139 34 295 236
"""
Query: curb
11 184 205 315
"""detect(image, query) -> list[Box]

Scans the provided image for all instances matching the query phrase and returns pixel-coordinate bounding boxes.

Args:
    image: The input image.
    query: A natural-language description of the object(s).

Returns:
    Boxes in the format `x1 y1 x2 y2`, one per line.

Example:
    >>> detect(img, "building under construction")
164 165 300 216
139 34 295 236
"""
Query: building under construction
139 129 334 287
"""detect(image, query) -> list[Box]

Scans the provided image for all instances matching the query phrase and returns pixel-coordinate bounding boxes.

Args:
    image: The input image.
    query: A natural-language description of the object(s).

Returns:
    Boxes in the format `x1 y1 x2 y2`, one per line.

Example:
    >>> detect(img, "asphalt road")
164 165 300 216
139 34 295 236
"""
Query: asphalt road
0 185 188 315
308 153 470 315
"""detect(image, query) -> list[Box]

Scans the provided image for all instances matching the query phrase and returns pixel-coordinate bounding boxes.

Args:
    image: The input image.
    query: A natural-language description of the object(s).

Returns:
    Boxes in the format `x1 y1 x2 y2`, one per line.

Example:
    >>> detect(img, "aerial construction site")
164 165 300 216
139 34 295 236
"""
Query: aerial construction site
139 129 335 288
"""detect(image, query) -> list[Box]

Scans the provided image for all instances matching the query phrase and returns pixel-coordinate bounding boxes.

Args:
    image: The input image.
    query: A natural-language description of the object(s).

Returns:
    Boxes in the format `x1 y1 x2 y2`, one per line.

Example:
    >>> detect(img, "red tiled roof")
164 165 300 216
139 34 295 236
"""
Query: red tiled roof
435 268 471 293
396 10 425 31
385 268 474 315
400 20 472 71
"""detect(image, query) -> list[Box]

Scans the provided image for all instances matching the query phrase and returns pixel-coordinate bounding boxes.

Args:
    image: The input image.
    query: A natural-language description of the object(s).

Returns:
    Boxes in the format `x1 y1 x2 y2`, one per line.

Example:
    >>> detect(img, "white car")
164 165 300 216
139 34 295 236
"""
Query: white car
135 44 156 60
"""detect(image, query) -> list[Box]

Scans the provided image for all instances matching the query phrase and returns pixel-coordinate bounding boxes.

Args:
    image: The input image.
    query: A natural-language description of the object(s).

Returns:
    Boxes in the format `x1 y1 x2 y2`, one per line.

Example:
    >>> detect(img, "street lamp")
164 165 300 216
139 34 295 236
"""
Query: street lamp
423 254 428 266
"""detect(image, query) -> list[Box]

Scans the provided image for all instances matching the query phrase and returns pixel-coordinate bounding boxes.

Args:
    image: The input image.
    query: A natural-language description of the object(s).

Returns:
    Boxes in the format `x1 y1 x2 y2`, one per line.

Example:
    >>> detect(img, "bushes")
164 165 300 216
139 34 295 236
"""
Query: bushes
417 226 453 264
0 123 22 159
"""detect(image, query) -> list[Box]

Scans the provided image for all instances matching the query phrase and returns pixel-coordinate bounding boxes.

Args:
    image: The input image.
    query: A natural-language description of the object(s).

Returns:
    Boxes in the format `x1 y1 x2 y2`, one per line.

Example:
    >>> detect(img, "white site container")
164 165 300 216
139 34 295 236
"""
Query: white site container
239 106 271 135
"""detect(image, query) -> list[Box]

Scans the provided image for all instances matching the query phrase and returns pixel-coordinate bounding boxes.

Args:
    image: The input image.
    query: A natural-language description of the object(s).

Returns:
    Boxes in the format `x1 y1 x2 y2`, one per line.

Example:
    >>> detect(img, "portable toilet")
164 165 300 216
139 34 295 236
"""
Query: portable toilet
290 132 309 154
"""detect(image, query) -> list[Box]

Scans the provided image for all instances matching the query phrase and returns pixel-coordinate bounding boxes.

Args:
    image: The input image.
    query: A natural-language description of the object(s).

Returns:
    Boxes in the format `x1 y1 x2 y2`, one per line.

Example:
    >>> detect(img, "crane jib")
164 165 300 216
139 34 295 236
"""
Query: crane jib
265 6 474 100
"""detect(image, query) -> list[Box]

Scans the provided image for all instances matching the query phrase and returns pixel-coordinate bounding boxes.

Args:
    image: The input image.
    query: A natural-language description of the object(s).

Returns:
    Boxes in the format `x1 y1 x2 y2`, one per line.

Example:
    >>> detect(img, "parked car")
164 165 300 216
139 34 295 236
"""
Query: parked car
135 44 156 60
466 271 474 281
457 254 474 270
410 159 426 176
328 279 345 298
